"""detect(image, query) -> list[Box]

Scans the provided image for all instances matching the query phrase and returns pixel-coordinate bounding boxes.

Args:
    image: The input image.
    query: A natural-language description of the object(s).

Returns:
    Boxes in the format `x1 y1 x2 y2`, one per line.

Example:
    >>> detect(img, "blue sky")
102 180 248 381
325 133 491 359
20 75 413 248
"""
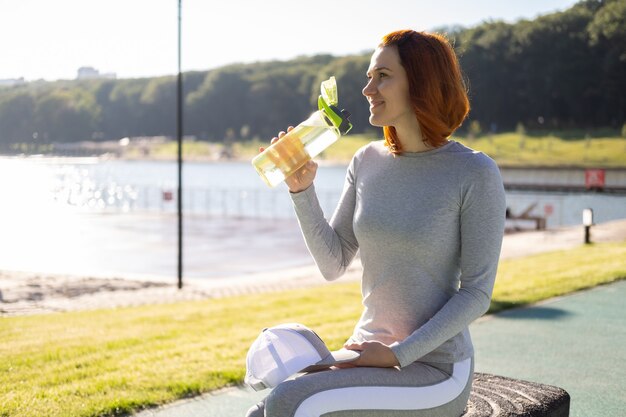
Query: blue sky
1 0 580 81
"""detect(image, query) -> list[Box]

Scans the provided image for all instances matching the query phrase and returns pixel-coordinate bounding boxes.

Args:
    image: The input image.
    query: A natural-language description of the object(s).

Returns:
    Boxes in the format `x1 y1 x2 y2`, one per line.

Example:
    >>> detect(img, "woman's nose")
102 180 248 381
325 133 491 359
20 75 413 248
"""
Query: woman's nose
362 79 375 97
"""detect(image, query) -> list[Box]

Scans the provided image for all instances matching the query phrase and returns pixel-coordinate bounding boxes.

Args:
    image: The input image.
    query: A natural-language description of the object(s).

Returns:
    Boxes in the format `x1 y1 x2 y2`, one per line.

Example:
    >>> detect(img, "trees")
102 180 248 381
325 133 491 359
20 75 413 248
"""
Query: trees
456 21 519 130
140 77 177 137
0 91 35 149
186 67 251 141
456 0 626 132
587 0 626 126
0 0 624 148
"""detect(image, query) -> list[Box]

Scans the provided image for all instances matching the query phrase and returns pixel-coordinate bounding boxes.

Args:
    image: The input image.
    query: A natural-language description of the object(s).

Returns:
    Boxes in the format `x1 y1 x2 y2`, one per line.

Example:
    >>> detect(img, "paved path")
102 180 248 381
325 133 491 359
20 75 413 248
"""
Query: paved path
134 280 626 417
471 280 626 417
499 217 626 260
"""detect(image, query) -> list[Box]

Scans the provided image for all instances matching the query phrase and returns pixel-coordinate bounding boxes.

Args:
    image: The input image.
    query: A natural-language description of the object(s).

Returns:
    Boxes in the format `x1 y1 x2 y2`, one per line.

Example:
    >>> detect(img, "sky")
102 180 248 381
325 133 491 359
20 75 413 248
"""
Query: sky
1 0 580 82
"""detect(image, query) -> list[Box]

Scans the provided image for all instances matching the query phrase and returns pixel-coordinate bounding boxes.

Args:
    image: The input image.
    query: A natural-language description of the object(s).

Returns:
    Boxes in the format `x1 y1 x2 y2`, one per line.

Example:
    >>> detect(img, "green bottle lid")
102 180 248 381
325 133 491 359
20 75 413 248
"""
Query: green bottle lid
318 76 352 135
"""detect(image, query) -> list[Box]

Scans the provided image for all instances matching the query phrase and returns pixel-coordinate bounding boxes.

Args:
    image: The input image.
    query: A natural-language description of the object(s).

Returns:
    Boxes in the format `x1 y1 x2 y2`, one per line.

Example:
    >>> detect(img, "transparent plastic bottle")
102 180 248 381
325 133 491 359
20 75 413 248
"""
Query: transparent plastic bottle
252 77 352 188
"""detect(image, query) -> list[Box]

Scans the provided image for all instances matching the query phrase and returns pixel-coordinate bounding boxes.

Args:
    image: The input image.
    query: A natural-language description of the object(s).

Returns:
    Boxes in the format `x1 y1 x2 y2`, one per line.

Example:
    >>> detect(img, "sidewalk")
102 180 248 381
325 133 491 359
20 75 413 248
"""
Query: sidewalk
134 280 626 417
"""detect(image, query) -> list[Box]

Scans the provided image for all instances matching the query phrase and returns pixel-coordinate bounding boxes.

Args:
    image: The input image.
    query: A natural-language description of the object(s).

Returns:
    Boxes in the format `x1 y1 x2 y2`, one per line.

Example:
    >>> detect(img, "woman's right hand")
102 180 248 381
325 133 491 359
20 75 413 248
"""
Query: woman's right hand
259 127 318 193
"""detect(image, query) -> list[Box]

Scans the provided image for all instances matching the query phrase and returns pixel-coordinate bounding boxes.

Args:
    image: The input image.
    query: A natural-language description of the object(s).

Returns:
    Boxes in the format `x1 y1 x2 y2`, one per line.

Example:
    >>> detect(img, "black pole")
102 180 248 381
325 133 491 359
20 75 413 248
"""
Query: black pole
177 0 183 289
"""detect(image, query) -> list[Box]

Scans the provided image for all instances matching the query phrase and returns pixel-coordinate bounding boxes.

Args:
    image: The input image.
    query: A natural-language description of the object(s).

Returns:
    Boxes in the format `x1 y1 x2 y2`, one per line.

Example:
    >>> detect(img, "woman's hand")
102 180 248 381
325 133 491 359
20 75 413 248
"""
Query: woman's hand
259 126 318 193
336 341 400 368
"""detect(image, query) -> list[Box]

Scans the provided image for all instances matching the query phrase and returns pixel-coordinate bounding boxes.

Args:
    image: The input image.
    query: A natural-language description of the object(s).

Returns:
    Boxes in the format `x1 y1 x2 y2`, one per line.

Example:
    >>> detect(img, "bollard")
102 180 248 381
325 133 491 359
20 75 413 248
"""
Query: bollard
582 208 593 244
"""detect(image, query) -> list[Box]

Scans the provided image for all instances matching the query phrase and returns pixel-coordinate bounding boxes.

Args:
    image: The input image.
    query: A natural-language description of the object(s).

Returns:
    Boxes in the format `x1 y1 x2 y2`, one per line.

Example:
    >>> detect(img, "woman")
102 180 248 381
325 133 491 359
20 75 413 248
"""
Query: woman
247 29 506 417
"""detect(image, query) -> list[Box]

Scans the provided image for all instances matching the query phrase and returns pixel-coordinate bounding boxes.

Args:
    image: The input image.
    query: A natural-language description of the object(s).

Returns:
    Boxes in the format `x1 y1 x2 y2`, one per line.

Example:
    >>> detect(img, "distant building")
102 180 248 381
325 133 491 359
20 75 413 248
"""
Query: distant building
76 67 116 80
0 77 25 86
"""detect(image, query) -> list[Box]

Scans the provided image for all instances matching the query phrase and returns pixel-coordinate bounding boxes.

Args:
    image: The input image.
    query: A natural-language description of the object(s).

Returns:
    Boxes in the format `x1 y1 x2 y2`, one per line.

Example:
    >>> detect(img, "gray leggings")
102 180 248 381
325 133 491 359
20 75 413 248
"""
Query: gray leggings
246 357 473 417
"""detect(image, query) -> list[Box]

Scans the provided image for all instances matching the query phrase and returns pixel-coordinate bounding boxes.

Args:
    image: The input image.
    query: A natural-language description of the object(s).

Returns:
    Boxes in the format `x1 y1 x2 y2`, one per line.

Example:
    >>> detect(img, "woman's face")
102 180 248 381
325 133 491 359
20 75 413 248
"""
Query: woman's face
362 45 413 128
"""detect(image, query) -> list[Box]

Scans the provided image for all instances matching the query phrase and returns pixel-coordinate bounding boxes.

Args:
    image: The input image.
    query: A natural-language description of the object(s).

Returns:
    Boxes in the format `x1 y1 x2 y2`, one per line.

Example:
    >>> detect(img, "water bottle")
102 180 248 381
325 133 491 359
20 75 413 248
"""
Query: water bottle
252 76 352 188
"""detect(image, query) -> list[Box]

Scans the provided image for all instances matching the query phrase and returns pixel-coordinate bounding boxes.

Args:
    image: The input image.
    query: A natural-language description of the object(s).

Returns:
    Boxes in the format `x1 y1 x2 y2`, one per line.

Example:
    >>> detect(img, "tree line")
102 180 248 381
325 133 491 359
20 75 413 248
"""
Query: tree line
0 0 624 149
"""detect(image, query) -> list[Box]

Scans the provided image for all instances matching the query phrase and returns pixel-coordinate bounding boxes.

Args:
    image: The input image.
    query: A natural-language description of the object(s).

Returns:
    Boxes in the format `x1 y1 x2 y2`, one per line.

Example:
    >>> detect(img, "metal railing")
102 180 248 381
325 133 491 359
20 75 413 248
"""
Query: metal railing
55 183 342 219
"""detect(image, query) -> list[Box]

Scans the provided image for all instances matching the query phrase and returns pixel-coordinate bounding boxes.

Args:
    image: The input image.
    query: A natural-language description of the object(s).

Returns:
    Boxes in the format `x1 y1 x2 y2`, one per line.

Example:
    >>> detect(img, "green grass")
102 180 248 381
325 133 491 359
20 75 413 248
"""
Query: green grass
124 140 222 160
232 131 626 167
1 242 625 417
489 242 626 312
456 132 626 167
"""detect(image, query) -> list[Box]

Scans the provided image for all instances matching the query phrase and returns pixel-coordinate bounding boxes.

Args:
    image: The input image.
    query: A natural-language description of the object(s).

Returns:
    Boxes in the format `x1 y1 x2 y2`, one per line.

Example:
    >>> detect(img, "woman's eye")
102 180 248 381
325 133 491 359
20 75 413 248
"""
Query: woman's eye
366 72 387 81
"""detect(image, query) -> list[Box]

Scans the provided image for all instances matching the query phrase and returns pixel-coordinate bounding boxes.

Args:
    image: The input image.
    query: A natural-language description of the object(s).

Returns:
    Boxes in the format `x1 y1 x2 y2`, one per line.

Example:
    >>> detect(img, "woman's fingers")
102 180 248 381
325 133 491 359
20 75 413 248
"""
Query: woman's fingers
343 342 363 351
266 127 293 148
284 159 318 193
340 341 400 368
259 131 286 154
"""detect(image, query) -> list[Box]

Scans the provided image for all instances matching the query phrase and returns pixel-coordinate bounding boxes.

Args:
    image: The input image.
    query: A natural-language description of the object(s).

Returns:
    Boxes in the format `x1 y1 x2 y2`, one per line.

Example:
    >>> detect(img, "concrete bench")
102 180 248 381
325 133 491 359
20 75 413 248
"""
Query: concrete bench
462 373 570 417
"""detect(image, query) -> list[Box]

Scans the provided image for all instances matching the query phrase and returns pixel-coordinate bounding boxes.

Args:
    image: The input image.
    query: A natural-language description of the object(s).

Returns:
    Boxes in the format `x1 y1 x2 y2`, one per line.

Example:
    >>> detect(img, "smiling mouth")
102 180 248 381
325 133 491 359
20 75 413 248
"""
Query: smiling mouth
369 101 384 110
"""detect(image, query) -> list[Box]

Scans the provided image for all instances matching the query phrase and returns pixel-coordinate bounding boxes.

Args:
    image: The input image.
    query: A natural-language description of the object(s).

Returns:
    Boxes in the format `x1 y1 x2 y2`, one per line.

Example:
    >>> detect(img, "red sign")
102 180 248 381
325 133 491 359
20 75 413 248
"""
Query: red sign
544 204 554 216
585 169 605 189
162 190 174 201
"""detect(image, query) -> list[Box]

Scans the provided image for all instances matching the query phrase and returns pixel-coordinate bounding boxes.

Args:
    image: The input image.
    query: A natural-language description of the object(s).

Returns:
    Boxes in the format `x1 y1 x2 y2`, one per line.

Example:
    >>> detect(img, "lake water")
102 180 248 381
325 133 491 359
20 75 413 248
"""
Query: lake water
0 157 347 218
0 157 347 280
0 157 624 280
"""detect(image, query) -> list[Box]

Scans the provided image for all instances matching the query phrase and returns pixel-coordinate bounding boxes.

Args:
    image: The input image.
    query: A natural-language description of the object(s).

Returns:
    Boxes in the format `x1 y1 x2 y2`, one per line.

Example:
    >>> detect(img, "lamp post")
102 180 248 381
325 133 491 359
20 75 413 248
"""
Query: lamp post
582 208 593 244
177 0 184 289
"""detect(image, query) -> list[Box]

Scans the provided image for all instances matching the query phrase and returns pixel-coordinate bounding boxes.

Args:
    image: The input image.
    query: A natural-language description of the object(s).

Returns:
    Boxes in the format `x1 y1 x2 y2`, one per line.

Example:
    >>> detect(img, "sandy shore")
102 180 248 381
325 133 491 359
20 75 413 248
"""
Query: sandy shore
2 219 625 317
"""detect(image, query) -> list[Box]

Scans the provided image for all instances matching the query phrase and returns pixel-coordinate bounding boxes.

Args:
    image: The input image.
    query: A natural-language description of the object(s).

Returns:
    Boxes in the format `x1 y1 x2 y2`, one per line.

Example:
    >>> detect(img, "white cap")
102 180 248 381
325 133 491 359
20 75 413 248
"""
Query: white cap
245 323 360 391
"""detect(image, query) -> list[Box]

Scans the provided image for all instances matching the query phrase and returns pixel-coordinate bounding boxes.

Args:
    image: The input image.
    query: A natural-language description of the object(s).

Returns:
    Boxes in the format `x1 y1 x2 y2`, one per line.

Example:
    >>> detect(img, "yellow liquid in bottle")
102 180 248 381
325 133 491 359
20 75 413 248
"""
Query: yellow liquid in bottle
252 113 340 187
267 126 311 176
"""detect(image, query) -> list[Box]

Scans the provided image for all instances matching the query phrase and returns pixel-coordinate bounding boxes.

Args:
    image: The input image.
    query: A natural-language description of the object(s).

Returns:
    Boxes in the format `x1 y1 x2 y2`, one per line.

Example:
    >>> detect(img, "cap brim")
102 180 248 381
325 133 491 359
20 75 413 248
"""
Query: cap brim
301 348 361 373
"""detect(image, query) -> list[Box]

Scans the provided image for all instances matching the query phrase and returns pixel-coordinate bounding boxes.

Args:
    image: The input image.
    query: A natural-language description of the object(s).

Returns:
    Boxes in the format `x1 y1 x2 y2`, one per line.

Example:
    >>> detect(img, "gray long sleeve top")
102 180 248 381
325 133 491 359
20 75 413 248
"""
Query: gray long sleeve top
290 140 506 367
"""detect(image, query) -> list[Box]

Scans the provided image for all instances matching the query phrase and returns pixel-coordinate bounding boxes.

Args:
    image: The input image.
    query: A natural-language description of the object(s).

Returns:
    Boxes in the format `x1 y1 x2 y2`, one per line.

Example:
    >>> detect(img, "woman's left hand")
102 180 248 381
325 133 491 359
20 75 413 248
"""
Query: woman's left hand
337 341 400 368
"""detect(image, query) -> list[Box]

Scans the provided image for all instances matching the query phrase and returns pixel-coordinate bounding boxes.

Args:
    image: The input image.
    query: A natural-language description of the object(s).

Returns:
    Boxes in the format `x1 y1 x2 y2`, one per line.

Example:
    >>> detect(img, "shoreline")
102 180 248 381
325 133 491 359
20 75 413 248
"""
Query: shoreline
0 153 352 168
2 152 625 170
2 219 625 317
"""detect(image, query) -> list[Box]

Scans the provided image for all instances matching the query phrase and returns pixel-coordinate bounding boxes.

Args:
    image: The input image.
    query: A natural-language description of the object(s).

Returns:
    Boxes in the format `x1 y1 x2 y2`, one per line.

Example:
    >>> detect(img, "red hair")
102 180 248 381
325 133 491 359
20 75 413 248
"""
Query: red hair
380 30 470 152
